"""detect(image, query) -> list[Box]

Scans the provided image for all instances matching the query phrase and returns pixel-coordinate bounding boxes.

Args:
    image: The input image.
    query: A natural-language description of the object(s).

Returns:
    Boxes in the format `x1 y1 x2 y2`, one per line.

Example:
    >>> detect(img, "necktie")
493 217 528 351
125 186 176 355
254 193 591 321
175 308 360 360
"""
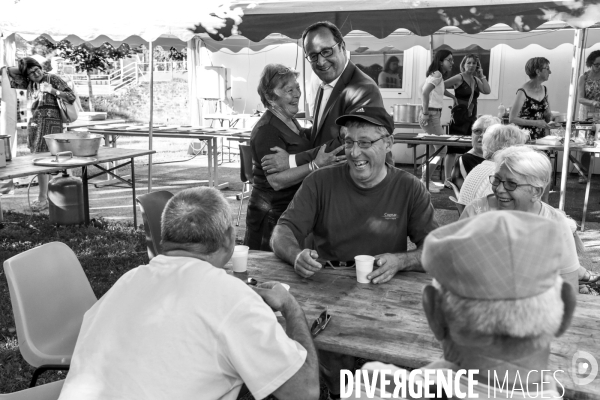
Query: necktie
311 86 324 141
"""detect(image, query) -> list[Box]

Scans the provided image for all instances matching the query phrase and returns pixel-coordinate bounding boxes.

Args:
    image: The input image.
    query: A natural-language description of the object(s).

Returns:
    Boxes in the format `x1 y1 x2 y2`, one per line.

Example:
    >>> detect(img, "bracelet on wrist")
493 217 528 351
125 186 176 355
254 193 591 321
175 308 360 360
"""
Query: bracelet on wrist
308 162 314 172
313 160 320 169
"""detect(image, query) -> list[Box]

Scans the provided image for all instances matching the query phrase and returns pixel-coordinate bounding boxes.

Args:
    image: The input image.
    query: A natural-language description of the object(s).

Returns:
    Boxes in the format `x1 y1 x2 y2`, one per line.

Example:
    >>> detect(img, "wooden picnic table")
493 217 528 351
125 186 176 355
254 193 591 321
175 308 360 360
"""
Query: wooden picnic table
234 251 600 400
89 125 252 190
0 147 154 225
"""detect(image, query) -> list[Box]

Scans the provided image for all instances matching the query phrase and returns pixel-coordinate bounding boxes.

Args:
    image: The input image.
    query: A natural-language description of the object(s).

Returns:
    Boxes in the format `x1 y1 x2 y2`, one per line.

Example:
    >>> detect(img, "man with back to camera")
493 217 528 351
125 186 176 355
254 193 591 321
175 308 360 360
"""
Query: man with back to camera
261 20 385 174
58 187 320 400
270 106 438 399
351 211 576 399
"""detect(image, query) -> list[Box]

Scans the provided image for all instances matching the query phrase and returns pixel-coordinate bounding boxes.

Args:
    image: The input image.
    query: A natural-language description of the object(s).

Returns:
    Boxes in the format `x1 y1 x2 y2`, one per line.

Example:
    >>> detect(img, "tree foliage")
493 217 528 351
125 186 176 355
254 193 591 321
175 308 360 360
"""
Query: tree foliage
54 41 141 74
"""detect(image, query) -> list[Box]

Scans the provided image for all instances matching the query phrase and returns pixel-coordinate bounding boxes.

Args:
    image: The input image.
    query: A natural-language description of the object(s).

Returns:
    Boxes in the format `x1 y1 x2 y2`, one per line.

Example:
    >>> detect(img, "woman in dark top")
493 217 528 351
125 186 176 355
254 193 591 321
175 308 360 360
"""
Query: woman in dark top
450 115 500 189
244 64 336 251
509 57 554 141
444 54 491 186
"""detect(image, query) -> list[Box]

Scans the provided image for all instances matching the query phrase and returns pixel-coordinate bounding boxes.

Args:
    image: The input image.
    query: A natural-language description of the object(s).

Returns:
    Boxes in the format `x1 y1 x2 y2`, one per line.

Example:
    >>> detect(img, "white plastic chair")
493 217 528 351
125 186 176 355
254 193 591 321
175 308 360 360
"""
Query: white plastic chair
3 242 97 387
0 380 64 400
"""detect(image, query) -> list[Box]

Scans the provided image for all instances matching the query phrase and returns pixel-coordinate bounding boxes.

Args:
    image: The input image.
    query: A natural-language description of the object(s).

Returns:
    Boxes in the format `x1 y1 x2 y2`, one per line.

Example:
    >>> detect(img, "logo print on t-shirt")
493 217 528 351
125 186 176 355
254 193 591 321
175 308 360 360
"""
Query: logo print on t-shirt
383 213 398 220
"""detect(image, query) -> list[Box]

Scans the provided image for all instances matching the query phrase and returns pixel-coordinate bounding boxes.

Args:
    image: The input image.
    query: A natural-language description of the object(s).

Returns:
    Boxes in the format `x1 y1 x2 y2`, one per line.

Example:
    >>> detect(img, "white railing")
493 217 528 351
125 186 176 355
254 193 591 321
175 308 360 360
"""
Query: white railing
63 60 186 95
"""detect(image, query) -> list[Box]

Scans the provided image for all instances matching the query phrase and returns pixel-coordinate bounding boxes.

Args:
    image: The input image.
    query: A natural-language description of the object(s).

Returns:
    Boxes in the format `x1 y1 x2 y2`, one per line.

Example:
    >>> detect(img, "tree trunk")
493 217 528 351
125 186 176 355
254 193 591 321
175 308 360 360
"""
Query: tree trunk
87 71 95 112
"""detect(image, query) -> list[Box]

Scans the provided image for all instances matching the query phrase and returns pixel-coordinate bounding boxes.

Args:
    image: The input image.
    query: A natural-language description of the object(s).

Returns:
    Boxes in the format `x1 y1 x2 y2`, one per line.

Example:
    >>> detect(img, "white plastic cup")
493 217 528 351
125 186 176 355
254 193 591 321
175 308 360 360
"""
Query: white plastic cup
355 255 375 283
231 245 249 272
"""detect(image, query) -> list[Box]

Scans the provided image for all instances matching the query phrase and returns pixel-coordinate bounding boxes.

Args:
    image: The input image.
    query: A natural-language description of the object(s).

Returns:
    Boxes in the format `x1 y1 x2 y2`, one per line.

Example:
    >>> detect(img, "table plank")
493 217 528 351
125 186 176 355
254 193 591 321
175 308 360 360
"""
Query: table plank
238 251 600 399
0 147 154 180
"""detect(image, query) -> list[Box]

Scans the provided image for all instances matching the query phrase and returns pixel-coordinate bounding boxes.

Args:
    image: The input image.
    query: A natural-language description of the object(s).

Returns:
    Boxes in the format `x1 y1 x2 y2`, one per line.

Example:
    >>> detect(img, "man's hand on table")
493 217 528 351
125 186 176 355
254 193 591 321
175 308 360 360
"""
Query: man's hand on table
253 282 295 312
368 252 424 284
262 147 290 174
294 249 322 278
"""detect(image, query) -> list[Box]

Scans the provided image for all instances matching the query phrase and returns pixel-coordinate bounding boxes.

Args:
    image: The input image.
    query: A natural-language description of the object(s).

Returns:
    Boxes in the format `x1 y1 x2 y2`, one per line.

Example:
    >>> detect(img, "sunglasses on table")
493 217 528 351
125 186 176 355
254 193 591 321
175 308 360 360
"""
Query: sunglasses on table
489 176 532 191
310 308 332 338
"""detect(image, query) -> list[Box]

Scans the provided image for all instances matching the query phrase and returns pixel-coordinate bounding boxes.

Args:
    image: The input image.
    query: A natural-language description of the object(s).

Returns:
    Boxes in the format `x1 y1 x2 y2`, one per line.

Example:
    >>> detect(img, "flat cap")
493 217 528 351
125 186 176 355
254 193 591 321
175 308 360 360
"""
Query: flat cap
422 211 571 300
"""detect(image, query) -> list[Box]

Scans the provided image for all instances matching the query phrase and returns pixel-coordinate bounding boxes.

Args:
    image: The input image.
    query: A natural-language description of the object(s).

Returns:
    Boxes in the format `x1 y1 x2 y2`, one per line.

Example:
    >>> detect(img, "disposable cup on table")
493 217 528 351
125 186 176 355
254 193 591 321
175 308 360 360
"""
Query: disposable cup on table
231 245 249 272
355 255 375 283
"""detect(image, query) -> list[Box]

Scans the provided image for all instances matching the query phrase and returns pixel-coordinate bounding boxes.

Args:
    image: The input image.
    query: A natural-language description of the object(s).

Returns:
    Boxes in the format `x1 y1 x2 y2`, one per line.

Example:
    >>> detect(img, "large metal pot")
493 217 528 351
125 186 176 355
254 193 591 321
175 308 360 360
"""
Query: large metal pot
397 104 411 122
44 132 103 156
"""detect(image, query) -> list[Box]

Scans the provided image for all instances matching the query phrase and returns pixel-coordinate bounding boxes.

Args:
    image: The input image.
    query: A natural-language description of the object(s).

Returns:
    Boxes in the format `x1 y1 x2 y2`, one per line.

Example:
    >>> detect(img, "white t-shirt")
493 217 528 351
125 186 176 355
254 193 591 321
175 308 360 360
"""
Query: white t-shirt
458 160 495 205
58 255 306 400
424 71 445 109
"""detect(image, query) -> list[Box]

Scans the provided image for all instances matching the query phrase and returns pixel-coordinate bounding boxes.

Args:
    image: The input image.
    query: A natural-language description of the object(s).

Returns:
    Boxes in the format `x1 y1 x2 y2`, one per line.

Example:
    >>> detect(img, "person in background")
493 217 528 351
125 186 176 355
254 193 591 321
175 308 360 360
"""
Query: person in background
59 187 320 400
449 115 501 190
20 57 76 211
577 50 600 183
460 146 598 291
245 64 341 251
444 54 491 187
352 211 576 399
377 56 402 88
260 21 384 175
509 57 554 141
419 49 454 192
458 123 527 206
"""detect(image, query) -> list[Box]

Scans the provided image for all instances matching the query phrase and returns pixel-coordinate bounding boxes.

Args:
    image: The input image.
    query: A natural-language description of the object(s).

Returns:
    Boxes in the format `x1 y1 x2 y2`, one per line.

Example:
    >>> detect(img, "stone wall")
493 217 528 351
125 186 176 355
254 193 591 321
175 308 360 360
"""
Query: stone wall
80 78 190 125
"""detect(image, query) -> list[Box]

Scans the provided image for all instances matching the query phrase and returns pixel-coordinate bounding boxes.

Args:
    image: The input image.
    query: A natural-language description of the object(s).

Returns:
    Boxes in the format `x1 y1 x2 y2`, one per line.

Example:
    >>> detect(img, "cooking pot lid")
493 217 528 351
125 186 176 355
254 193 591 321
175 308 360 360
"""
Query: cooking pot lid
33 156 97 167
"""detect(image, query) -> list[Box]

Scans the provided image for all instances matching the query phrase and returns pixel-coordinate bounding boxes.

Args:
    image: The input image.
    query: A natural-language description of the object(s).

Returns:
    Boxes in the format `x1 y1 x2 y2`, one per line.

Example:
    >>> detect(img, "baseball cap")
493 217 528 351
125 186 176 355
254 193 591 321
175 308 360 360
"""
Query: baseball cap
422 211 573 300
335 106 394 135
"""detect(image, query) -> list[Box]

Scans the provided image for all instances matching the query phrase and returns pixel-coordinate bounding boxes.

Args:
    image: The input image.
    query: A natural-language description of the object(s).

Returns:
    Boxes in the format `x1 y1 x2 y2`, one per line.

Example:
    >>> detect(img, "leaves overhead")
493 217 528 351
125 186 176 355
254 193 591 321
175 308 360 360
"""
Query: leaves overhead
53 40 142 74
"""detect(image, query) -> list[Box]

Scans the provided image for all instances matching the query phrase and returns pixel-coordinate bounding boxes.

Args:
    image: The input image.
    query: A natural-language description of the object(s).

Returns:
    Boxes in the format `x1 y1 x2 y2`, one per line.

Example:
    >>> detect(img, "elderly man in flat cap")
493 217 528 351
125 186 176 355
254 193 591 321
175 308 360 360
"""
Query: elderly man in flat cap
353 211 576 399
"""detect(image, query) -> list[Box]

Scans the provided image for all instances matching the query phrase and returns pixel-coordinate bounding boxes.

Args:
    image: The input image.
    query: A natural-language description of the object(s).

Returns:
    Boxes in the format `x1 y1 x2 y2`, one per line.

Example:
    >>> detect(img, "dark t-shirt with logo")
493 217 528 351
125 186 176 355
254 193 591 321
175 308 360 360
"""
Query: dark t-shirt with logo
278 163 439 261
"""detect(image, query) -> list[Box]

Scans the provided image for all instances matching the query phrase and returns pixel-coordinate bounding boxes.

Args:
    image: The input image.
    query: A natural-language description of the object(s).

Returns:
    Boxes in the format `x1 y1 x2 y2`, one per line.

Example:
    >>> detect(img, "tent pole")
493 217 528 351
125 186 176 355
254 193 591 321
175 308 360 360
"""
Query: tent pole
301 40 308 121
148 41 154 193
559 28 587 211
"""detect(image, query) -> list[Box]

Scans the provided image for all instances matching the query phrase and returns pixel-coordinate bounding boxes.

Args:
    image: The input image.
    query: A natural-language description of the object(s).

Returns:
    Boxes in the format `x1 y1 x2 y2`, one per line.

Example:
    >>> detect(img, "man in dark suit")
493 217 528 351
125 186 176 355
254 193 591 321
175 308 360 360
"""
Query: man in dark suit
261 21 384 174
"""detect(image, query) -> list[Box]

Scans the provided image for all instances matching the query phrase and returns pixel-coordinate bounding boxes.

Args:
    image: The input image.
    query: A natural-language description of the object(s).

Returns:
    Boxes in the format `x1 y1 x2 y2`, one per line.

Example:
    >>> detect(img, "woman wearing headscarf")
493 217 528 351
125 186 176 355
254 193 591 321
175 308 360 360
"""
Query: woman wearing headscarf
20 57 76 211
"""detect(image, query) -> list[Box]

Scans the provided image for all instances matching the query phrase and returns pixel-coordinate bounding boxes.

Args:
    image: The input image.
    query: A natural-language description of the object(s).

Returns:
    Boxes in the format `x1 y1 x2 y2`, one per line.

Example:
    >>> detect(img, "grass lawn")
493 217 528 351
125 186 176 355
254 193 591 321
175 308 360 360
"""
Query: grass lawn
0 212 147 394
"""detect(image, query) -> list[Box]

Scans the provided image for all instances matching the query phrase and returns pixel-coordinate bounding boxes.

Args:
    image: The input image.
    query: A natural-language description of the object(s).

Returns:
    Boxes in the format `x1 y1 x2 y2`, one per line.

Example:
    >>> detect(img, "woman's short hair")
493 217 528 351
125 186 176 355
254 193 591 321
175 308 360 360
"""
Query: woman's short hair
474 115 501 131
482 124 528 159
493 146 552 190
161 187 232 254
18 57 43 80
459 54 479 73
257 63 300 108
586 50 600 68
525 57 550 79
434 277 565 348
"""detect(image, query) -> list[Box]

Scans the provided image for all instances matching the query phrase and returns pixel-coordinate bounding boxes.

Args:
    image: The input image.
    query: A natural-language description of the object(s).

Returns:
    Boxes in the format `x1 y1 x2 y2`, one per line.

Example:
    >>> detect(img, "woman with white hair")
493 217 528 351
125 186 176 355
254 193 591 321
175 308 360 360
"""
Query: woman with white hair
449 115 501 189
461 146 599 290
457 123 527 205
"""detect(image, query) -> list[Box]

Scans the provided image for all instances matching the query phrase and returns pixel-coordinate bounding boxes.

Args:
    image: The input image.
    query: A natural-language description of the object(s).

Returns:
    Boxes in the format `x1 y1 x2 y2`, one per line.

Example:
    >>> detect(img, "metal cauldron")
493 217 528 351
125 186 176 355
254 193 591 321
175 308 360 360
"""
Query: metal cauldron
0 134 11 161
44 132 103 157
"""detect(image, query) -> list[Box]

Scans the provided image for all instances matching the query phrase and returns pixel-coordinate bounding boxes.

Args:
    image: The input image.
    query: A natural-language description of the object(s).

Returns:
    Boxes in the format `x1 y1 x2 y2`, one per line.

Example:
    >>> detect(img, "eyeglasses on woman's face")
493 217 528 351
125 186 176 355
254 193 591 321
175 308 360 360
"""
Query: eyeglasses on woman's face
472 127 485 136
305 42 341 63
489 175 532 191
27 67 42 78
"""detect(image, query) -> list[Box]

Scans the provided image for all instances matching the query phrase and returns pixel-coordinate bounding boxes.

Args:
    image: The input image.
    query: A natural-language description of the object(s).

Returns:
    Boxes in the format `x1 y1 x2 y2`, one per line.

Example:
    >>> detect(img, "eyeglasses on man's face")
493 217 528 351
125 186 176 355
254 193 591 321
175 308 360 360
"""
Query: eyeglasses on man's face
472 127 484 136
343 136 387 149
489 175 532 191
305 42 342 63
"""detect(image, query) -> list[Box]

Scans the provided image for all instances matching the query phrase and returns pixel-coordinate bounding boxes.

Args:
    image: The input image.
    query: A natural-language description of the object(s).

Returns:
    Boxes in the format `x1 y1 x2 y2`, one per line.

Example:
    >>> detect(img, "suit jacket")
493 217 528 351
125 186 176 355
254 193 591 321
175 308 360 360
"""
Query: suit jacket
295 61 384 166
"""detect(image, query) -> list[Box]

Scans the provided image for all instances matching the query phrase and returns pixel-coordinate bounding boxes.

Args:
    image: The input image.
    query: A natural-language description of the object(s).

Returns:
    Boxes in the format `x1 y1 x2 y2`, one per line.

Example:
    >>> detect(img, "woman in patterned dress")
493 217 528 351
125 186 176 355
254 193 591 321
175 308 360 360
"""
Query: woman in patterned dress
577 50 600 183
509 57 554 141
19 57 76 211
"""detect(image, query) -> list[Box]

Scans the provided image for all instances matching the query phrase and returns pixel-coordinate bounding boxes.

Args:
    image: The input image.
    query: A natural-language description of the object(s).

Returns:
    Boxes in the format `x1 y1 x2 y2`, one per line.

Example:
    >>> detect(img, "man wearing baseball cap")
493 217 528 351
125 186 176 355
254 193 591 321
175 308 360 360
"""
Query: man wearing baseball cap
271 106 438 397
355 211 576 398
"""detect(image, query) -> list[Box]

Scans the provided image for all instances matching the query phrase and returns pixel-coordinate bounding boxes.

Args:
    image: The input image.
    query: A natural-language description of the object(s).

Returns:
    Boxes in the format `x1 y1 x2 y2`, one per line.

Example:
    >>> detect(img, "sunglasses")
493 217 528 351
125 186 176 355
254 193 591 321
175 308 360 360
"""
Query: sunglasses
311 308 332 338
266 67 294 89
